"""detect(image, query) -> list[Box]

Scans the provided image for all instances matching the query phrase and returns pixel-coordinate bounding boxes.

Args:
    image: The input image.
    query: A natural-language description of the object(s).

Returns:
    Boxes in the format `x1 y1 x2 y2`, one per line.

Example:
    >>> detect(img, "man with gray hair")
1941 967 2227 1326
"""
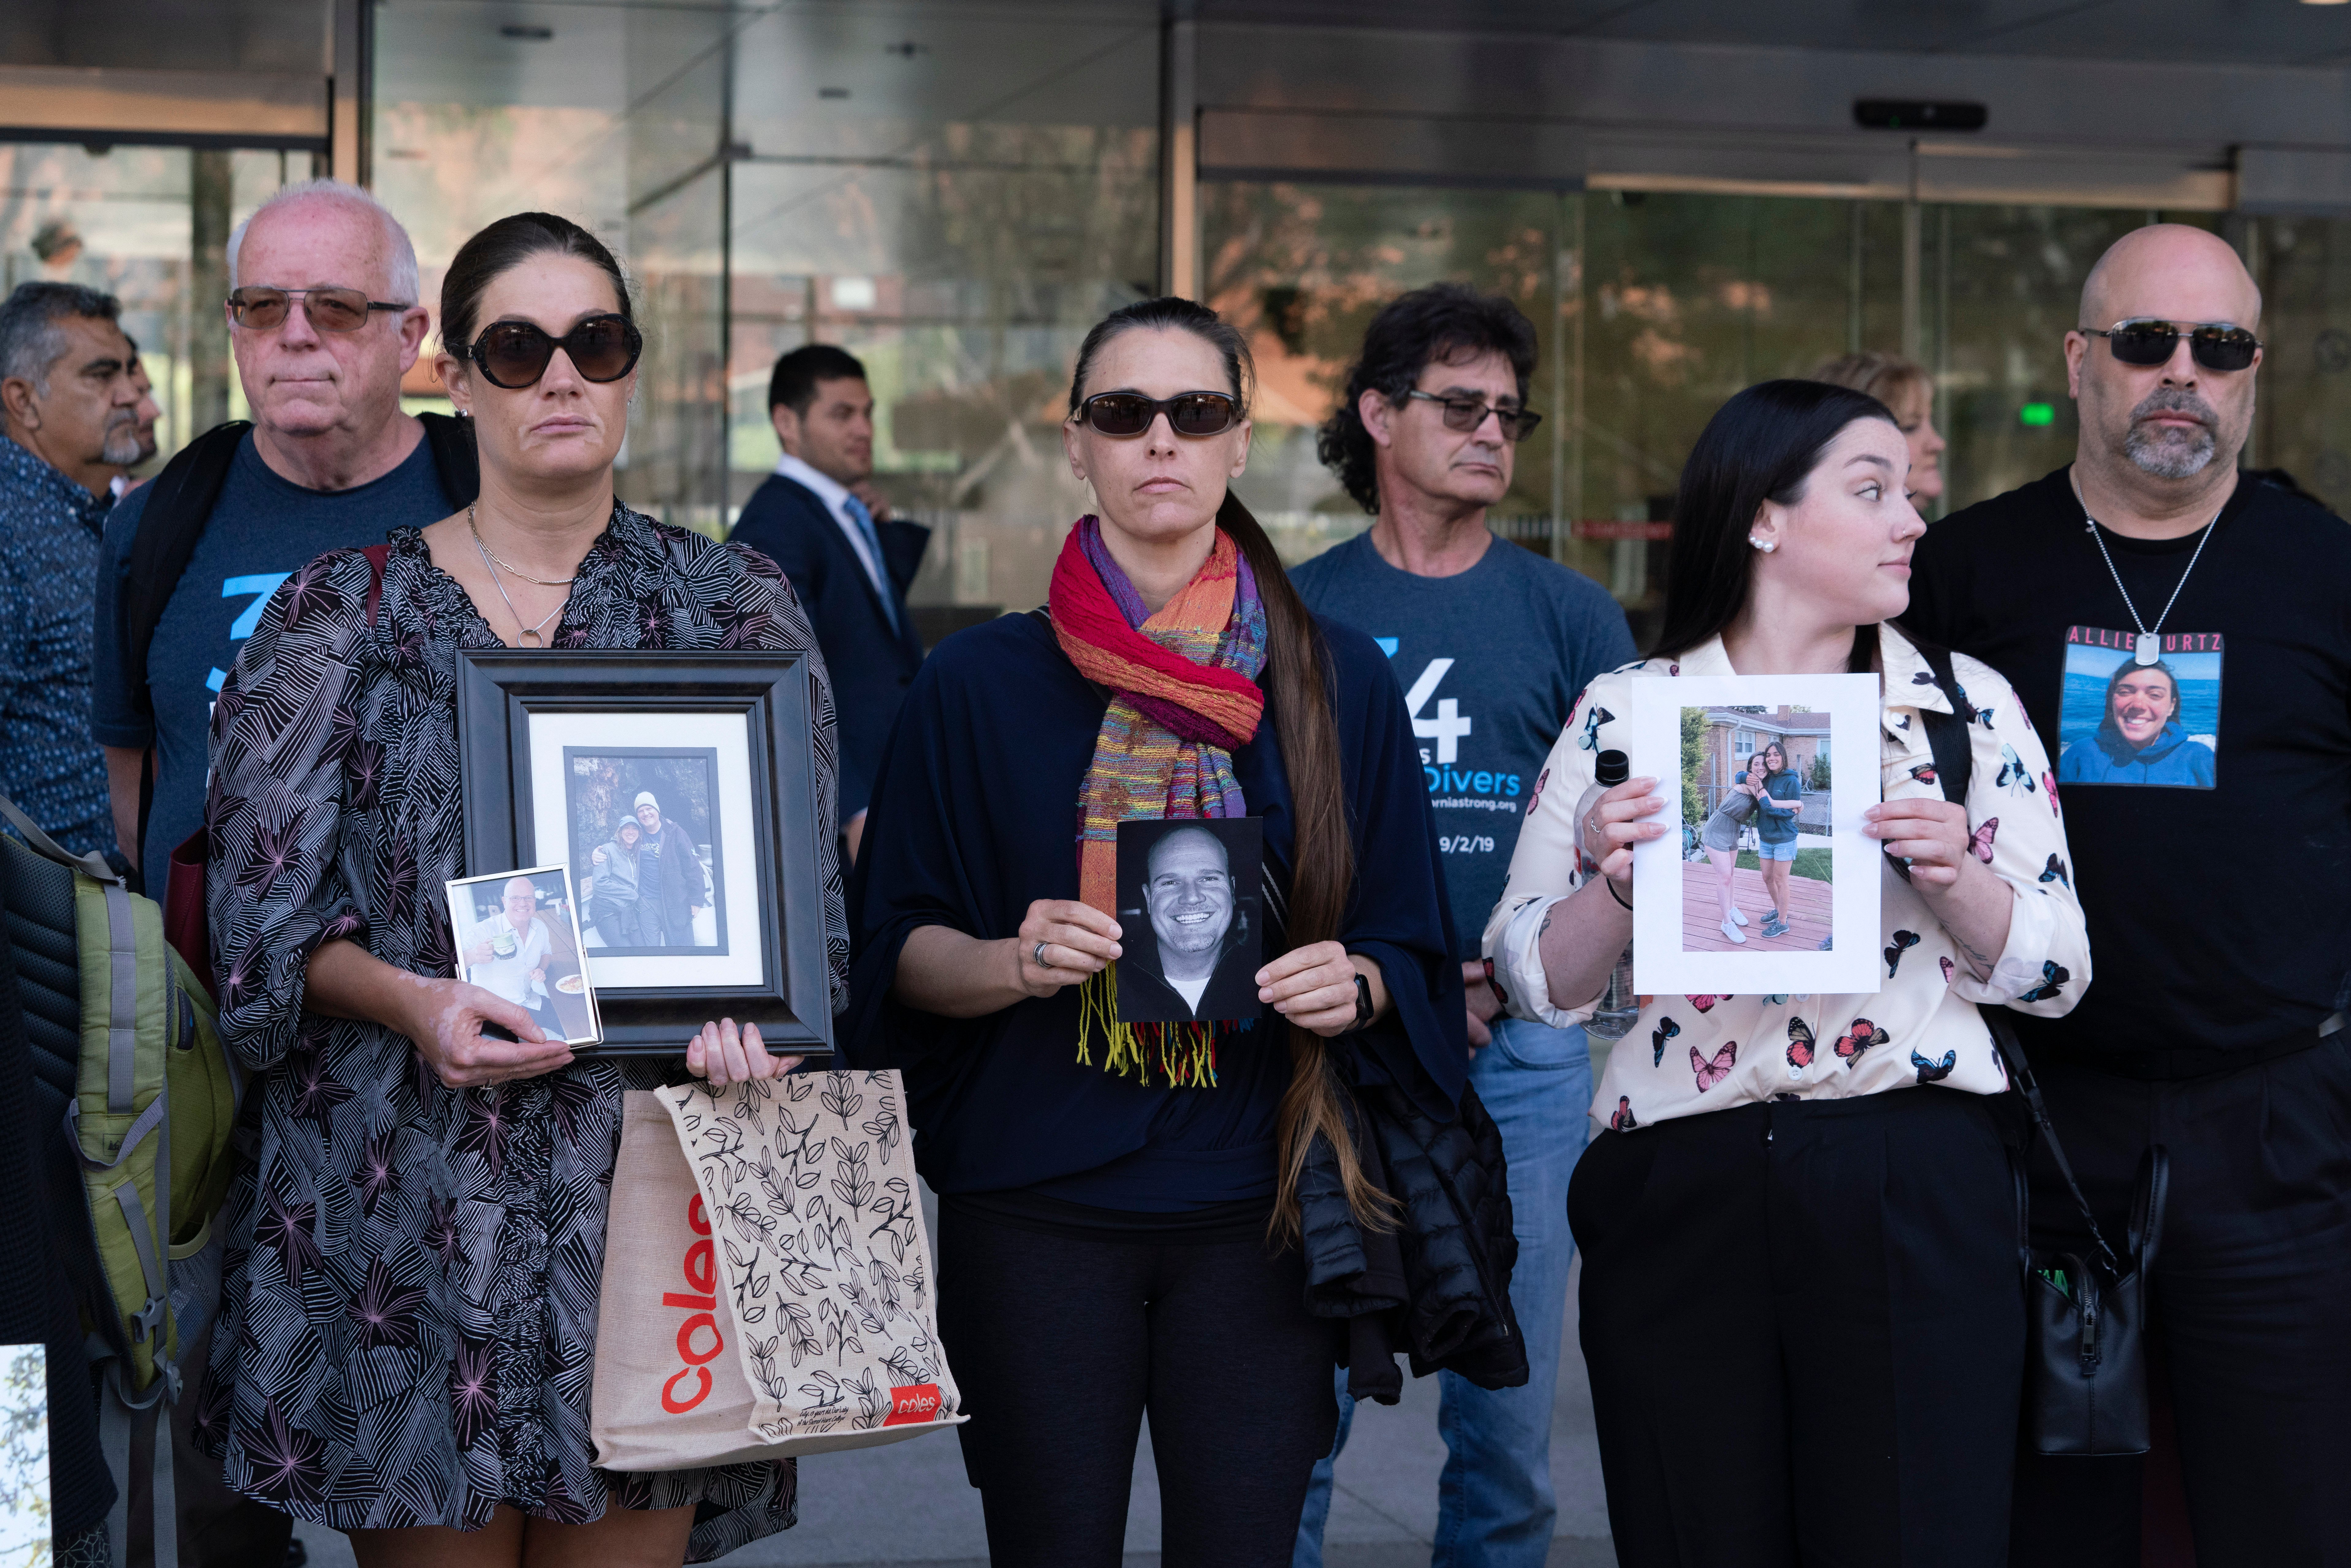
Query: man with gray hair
1907 224 2351 1561
92 178 475 894
0 281 139 857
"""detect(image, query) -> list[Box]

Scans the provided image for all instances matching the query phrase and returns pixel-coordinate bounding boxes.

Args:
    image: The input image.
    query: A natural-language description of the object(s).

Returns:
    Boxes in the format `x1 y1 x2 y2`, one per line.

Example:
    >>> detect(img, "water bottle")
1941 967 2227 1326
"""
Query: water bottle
1584 749 1641 1042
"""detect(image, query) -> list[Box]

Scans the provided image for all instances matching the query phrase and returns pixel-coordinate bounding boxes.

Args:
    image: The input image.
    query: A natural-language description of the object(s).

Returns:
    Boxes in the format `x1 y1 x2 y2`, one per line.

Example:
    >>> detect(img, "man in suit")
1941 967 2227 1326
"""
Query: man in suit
729 345 928 862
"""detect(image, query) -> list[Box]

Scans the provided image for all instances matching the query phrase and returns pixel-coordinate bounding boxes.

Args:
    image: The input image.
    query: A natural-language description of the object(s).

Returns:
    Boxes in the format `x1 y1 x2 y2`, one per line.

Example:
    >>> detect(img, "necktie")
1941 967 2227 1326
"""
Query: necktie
842 493 899 633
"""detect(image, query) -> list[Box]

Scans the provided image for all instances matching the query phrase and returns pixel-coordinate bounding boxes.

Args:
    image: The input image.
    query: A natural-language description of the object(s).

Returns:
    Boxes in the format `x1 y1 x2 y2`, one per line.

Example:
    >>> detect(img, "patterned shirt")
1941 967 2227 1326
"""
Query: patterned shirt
202 509 849 1557
0 434 112 856
1484 625 2092 1132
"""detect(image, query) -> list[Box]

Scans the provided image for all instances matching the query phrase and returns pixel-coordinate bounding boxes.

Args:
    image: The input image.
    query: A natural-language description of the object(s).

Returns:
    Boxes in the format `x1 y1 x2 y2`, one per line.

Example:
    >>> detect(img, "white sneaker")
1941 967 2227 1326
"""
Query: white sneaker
1730 908 1749 927
1720 918 1746 945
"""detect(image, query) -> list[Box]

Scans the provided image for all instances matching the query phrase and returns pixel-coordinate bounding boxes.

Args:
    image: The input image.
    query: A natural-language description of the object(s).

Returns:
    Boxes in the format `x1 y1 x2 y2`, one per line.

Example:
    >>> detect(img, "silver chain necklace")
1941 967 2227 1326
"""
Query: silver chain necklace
472 518 567 648
2082 504 2223 667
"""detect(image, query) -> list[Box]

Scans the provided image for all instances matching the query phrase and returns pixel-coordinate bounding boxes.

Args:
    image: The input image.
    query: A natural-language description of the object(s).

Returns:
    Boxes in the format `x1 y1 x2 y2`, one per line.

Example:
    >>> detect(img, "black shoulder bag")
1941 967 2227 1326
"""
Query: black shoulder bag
1912 638 2168 1457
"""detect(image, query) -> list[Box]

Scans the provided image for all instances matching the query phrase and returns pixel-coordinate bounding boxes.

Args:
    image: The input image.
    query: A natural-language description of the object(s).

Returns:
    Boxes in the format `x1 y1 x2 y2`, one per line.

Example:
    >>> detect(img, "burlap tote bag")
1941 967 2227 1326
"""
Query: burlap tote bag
591 1073 964 1470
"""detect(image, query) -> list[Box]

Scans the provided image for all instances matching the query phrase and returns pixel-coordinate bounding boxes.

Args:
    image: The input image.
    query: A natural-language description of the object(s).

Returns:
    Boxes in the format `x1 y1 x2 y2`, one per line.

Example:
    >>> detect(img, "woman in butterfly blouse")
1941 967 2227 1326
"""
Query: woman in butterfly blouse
1483 380 2090 1567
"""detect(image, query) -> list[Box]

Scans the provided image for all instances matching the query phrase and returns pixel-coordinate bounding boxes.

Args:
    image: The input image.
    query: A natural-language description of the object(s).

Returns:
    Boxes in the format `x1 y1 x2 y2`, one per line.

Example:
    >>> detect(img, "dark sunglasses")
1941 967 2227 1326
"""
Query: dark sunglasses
455 314 643 389
2083 319 2261 373
1404 390 1543 442
1074 390 1243 437
226 286 409 333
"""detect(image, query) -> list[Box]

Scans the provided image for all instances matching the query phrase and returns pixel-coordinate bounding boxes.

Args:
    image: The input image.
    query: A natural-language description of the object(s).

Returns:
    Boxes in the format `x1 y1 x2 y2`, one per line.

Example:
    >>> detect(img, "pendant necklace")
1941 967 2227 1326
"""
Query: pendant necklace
2080 497 2223 667
470 504 575 648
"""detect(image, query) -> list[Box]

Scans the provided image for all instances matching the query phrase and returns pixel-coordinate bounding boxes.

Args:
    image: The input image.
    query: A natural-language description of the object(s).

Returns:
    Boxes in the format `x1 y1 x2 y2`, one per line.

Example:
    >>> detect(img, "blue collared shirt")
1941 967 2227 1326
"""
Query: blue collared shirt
0 434 113 857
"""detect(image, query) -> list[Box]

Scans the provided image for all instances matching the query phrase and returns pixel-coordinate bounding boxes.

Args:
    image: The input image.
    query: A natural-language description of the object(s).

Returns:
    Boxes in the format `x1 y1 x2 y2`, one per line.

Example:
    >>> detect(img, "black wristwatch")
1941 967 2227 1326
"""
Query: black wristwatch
1352 972 1375 1030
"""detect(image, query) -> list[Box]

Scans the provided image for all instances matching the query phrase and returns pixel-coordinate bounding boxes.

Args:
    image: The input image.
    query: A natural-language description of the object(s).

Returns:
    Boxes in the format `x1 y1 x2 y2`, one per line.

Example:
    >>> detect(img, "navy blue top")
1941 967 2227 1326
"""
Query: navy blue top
727 474 928 822
841 609 1467 1211
92 430 458 892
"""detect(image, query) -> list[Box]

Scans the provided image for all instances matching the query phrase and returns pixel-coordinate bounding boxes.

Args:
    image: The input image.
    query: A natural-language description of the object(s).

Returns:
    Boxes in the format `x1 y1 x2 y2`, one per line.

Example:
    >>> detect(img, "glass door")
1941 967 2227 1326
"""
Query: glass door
0 142 298 473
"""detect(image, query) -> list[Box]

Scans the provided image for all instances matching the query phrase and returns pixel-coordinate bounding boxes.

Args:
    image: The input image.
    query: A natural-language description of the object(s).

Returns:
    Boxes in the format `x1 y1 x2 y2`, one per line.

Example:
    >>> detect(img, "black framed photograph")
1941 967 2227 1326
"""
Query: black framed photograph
455 650 834 1057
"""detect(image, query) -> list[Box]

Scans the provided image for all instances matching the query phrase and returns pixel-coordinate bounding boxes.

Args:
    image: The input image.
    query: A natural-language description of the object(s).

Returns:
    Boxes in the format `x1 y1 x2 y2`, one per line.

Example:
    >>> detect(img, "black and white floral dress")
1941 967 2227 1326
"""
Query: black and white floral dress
201 507 849 1558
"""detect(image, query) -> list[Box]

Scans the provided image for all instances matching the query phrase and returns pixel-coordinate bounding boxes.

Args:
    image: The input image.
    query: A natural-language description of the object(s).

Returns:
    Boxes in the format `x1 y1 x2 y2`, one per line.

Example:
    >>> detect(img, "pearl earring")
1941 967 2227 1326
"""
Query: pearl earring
1749 536 1776 553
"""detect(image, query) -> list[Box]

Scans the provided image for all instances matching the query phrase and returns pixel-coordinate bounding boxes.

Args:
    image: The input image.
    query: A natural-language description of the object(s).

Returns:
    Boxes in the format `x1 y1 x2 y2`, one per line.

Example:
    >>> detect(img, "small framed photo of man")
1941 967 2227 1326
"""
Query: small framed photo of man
445 865 602 1047
1114 818 1265 1025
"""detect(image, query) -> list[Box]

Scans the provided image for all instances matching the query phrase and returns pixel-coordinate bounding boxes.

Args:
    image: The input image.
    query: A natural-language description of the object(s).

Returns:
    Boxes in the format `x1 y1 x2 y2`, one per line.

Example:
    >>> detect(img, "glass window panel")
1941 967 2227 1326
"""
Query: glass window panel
2239 216 2350 509
1200 181 1568 570
372 2 633 420
0 142 293 470
726 5 1160 615
1934 206 2220 514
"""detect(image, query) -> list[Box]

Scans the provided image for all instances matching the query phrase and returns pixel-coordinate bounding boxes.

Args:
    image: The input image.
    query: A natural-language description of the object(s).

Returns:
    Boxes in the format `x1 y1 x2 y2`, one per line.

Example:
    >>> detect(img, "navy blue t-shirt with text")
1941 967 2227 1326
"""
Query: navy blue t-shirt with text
1290 530 1635 960
92 430 459 893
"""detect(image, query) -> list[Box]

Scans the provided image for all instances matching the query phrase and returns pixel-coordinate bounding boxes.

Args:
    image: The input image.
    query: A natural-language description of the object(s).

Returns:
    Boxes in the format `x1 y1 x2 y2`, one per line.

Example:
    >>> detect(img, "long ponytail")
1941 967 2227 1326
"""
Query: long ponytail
1217 493 1393 1240
1069 297 1393 1239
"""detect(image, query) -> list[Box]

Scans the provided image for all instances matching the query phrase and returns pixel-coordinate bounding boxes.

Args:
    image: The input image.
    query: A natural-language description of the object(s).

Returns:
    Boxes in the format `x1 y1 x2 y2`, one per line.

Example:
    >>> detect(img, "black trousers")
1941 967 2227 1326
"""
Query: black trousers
1569 1089 2024 1568
2010 1038 2351 1568
934 1199 1337 1568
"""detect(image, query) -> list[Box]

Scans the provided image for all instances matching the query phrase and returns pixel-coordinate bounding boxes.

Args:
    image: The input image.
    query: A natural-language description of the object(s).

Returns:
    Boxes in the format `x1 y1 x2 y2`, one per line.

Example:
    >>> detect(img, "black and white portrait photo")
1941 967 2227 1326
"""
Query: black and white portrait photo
1114 818 1264 1024
563 747 729 957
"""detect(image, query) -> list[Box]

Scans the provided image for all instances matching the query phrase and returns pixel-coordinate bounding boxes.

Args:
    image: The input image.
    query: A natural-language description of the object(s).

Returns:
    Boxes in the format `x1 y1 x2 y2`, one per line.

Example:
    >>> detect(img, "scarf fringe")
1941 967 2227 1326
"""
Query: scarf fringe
1074 968 1256 1088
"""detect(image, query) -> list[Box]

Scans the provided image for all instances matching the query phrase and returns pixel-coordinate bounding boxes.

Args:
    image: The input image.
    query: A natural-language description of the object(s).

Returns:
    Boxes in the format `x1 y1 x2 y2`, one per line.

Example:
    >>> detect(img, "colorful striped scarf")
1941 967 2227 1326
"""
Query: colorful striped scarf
1049 516 1267 1085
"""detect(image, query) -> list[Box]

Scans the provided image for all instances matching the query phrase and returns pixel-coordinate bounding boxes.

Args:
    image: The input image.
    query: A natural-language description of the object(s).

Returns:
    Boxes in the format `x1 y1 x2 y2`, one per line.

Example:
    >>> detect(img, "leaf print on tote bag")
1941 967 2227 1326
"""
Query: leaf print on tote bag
590 1081 966 1470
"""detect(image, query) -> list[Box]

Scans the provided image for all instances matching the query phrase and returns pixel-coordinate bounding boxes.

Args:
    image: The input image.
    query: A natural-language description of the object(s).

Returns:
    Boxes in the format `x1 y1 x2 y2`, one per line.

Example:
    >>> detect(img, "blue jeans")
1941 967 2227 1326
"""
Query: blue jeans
1292 1016 1592 1568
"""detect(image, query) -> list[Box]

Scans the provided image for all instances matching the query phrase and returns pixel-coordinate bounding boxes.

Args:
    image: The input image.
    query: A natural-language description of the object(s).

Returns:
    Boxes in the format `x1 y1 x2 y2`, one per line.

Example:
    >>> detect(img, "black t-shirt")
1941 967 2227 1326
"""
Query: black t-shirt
1906 466 2351 1066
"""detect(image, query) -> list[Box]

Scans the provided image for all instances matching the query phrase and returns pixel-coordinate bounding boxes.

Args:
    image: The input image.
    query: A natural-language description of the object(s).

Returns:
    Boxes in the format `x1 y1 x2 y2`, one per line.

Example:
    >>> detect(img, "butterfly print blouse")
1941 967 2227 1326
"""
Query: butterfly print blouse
201 510 849 1556
1483 626 2090 1132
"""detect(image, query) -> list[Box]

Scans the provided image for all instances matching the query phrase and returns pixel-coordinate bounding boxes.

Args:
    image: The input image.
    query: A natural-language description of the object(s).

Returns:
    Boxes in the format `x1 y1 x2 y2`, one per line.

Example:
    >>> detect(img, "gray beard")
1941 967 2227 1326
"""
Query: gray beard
2124 418 2216 480
100 420 142 468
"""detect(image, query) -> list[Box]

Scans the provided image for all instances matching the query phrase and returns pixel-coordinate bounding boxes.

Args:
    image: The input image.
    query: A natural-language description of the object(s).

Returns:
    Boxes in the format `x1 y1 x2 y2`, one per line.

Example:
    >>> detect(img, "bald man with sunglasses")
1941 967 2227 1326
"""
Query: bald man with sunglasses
92 180 476 898
1907 223 2351 1564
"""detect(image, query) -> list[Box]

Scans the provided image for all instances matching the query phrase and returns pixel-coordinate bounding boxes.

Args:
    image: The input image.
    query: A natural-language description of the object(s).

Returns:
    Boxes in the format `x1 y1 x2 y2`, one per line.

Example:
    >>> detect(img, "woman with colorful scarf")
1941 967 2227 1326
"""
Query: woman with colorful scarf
842 298 1465 1567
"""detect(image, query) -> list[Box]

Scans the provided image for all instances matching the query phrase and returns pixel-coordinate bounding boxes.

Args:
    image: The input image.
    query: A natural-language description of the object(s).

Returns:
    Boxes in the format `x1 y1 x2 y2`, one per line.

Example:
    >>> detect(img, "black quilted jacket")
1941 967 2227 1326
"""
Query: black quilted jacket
1297 1078 1527 1403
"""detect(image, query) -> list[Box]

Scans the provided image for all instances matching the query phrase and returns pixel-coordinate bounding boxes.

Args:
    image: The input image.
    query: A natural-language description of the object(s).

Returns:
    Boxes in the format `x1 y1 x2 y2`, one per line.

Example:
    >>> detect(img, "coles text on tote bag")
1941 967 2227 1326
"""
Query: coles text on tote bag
591 1072 963 1469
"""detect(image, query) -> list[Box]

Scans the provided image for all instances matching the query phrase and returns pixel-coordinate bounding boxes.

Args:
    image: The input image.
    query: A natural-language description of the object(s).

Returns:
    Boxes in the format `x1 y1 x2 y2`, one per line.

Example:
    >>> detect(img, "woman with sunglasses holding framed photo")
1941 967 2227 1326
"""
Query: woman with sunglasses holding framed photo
842 297 1466 1567
201 211 849 1567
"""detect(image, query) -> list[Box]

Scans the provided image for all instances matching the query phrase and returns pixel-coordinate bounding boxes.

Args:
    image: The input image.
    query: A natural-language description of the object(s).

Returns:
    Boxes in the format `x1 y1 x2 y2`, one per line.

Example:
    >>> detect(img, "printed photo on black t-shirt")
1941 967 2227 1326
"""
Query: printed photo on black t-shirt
2057 627 2221 789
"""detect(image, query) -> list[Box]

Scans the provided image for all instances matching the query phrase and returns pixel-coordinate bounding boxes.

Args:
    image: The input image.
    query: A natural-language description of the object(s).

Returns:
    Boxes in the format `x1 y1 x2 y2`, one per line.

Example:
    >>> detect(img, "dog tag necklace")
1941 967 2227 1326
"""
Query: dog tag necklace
2083 505 2222 666
471 504 574 647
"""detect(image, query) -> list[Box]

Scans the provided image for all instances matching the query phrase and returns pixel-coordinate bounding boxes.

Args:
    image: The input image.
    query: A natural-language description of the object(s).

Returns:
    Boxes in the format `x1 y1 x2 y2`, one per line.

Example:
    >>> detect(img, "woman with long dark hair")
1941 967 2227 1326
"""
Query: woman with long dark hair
842 298 1463 1567
1483 380 2091 1564
204 212 845 1566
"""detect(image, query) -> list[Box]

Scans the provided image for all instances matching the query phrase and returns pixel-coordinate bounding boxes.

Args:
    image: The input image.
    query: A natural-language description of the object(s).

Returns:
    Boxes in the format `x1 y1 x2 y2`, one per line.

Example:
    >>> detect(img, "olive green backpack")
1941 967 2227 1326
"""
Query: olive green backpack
0 792 242 1568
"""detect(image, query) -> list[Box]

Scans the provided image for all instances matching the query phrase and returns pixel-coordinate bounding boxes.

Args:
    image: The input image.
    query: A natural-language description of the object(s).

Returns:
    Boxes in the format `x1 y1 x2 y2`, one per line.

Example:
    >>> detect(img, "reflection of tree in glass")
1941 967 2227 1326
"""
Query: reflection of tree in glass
1680 707 1708 826
0 1345 47 1562
569 754 713 852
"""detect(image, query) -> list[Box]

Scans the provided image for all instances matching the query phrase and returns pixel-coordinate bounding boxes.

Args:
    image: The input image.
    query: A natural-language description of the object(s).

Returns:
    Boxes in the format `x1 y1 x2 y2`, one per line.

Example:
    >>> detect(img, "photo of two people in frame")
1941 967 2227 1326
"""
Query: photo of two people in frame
1681 706 1835 954
564 748 729 957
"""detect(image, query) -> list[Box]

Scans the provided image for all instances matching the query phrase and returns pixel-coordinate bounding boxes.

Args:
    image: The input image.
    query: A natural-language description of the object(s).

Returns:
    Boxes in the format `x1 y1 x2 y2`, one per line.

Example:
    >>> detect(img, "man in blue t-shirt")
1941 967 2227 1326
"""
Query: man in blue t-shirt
92 181 464 897
1289 285 1633 1568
